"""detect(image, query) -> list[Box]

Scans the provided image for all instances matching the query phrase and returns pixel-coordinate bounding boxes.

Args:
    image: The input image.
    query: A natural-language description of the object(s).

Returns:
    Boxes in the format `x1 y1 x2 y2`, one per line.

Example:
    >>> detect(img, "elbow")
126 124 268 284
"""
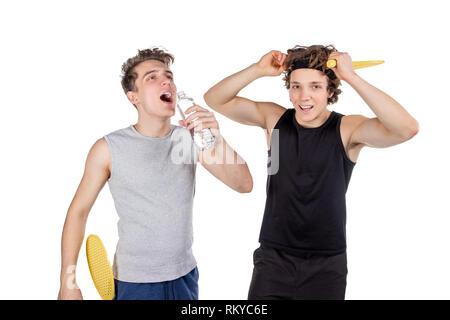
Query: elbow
66 203 90 223
203 91 213 108
236 176 253 193
242 180 253 193
402 120 420 141
410 121 419 138
203 91 223 112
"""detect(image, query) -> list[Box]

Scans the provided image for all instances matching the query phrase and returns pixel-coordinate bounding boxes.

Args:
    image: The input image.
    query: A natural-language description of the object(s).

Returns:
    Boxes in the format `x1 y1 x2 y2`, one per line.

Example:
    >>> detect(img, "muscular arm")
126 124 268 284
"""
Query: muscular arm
346 74 419 148
59 138 111 299
329 51 419 149
204 51 287 129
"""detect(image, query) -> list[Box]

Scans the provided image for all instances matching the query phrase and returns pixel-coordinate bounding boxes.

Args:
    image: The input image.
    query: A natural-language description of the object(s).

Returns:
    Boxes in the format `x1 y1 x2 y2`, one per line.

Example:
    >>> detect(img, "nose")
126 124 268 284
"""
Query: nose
160 76 173 88
298 88 312 101
161 78 171 87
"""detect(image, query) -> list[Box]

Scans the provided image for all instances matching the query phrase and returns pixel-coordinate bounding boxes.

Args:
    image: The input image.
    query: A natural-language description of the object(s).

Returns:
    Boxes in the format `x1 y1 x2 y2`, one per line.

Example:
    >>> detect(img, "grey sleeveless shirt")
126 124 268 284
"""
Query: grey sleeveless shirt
104 124 198 283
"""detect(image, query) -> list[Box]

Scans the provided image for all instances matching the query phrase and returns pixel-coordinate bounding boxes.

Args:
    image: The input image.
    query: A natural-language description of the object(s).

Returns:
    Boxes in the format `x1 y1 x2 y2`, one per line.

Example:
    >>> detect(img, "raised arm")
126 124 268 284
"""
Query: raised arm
180 105 253 193
200 135 253 194
204 51 287 129
329 52 419 149
58 138 111 300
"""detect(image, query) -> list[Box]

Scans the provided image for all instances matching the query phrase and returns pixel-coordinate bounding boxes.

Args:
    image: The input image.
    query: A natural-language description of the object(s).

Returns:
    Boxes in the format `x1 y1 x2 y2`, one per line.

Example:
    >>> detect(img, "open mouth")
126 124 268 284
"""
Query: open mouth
160 92 173 103
299 105 314 111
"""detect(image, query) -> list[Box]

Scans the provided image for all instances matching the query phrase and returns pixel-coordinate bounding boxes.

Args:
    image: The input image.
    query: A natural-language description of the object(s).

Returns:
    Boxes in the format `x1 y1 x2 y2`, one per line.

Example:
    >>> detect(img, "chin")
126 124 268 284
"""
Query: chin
168 108 176 117
159 104 176 116
157 112 174 119
299 114 317 123
294 106 315 118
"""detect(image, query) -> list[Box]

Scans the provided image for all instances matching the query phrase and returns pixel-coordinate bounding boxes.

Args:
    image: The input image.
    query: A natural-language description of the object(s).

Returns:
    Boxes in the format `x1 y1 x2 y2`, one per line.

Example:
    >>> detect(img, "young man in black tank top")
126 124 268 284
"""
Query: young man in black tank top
204 45 419 300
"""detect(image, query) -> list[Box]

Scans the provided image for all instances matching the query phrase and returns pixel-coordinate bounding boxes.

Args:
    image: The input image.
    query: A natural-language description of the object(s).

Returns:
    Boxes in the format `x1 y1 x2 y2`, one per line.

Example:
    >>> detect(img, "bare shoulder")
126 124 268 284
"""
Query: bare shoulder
340 114 369 163
87 138 111 175
256 101 287 130
69 138 111 214
258 102 287 148
90 138 110 158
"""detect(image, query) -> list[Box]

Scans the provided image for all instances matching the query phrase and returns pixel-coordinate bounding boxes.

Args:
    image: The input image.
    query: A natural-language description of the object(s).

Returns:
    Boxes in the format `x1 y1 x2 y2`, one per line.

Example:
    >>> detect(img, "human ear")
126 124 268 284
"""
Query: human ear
126 91 138 105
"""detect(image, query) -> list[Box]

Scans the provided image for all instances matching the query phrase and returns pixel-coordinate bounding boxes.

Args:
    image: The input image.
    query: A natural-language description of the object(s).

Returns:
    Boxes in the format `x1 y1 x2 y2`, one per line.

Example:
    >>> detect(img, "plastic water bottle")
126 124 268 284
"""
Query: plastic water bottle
176 91 215 150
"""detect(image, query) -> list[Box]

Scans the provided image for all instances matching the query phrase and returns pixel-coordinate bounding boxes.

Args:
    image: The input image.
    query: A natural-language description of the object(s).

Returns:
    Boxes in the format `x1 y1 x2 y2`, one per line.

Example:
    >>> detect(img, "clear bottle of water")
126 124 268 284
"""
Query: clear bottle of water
176 91 215 151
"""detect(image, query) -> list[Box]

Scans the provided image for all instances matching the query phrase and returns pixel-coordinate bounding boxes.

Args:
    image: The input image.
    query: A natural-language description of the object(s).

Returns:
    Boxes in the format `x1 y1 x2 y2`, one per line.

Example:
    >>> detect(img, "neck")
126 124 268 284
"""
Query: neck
295 109 331 128
134 112 172 138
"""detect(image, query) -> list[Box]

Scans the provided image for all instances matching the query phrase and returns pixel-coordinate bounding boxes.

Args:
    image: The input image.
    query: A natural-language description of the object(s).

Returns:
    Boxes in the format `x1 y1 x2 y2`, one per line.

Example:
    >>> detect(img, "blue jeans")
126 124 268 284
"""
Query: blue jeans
113 267 199 300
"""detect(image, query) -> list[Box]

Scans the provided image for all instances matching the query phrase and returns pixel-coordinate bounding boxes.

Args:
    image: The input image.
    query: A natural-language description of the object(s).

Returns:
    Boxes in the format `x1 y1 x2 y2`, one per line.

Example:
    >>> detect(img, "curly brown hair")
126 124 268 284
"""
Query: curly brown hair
283 45 342 105
121 47 174 94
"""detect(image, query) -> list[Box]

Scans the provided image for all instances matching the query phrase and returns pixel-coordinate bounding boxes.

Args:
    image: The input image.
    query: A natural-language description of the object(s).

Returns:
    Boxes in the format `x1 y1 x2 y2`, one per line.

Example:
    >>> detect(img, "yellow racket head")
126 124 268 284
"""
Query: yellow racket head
352 60 385 69
327 59 384 69
86 234 115 300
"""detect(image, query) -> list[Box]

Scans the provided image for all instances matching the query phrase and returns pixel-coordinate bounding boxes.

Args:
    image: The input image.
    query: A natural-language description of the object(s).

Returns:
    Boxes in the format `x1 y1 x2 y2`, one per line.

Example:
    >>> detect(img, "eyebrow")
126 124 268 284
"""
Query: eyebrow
291 81 326 85
141 69 173 79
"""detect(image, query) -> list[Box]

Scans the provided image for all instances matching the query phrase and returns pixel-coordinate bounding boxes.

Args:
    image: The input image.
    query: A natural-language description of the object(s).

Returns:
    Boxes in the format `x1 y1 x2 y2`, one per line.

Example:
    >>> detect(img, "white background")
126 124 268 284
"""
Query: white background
0 0 448 300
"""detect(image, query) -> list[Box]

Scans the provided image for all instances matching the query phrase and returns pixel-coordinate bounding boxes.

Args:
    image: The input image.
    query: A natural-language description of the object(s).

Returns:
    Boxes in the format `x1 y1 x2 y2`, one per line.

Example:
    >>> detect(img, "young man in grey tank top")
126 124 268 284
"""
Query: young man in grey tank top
204 45 419 299
58 48 253 300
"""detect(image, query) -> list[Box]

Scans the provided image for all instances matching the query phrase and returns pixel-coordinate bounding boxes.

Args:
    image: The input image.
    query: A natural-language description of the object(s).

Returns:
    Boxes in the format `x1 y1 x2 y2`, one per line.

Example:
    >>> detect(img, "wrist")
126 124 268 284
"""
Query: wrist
250 63 265 79
203 133 223 158
60 265 78 287
341 71 360 84
213 133 223 147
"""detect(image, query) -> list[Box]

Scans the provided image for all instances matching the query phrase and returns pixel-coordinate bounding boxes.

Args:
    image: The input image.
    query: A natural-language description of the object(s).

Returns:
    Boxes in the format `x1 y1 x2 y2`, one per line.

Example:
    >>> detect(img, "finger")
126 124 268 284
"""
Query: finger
187 116 217 129
186 116 210 129
281 54 289 69
277 52 283 63
192 121 219 132
178 120 186 127
185 112 212 124
331 67 341 79
328 54 339 61
187 116 216 130
277 55 286 71
272 51 283 65
185 105 206 114
328 51 342 58
185 111 213 124
185 105 207 114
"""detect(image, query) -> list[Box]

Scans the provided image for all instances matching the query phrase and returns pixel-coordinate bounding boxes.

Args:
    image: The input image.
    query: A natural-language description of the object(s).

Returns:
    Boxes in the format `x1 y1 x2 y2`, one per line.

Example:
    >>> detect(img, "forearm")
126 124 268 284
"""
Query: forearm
218 138 253 193
201 137 253 193
60 210 88 287
346 74 419 137
204 63 263 109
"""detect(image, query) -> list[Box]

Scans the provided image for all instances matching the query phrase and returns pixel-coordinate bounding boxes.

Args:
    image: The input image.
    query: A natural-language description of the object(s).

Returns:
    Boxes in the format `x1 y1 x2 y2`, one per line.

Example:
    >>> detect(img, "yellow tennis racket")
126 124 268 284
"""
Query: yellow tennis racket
327 59 384 69
86 234 115 300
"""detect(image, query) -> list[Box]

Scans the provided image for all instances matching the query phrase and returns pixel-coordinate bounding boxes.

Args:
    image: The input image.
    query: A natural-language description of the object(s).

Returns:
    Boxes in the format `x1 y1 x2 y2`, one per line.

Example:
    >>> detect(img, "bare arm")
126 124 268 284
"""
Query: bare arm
58 138 111 300
330 52 419 149
181 106 253 193
204 51 287 129
199 135 253 193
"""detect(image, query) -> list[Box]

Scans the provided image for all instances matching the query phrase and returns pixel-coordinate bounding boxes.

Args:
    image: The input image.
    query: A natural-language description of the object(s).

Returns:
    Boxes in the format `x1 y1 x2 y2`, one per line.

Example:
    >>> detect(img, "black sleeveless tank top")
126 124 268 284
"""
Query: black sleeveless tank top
259 109 356 257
